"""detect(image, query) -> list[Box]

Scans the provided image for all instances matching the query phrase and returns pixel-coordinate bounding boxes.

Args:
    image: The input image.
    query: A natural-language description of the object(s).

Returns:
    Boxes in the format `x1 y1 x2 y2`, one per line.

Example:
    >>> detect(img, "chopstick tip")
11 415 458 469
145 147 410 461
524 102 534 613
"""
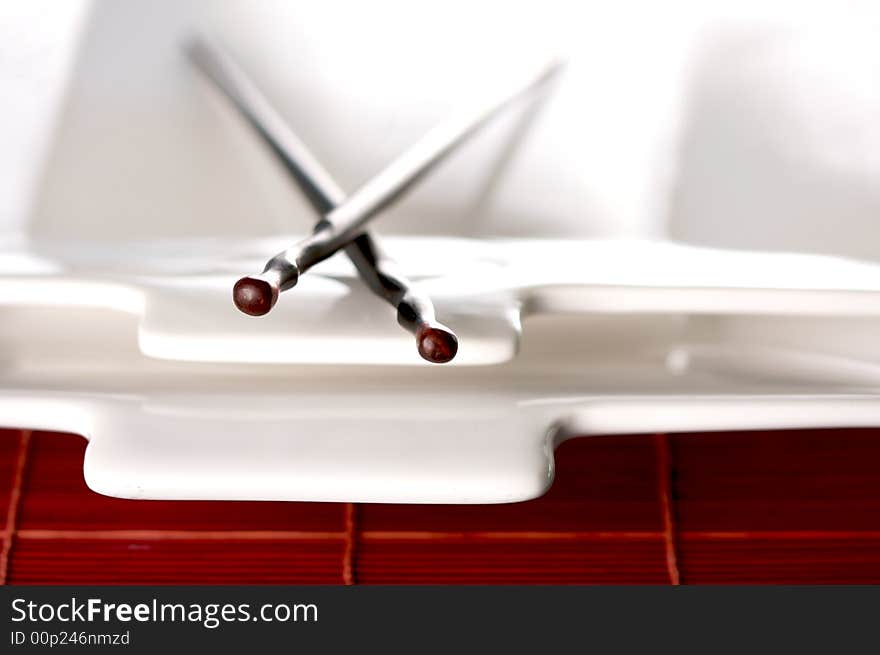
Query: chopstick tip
417 324 459 364
233 275 279 316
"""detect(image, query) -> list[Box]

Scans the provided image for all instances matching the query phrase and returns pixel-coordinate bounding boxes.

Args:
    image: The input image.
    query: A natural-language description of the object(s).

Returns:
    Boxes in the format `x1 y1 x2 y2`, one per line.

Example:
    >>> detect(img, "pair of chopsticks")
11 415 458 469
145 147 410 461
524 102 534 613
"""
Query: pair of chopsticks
187 36 562 363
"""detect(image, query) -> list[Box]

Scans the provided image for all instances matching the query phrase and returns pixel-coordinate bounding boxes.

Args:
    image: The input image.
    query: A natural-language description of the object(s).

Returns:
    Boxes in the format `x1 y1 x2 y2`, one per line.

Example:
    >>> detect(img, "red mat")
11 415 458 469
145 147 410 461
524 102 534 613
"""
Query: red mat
2 428 879 584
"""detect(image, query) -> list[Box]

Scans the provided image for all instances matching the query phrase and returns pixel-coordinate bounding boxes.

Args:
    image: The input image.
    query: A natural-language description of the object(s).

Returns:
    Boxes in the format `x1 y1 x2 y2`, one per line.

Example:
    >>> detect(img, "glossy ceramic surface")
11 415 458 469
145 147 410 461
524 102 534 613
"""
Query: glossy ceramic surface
3 1 879 502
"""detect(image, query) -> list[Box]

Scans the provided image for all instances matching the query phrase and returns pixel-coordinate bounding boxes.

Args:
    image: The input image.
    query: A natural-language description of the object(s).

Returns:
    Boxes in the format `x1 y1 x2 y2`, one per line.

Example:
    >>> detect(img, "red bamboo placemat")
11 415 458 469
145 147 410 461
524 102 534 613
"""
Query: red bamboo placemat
2 428 880 584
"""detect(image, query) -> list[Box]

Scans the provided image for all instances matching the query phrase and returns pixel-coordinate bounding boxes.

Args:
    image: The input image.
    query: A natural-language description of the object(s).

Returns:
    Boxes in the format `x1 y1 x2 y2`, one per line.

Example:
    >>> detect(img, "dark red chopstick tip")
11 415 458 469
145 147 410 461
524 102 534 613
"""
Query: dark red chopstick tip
417 325 459 364
233 276 278 316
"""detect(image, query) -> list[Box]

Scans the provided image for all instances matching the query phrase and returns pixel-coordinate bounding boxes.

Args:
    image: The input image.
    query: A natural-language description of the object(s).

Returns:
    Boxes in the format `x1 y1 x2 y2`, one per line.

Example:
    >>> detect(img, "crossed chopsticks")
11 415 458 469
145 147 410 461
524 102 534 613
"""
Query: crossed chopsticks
187 36 561 363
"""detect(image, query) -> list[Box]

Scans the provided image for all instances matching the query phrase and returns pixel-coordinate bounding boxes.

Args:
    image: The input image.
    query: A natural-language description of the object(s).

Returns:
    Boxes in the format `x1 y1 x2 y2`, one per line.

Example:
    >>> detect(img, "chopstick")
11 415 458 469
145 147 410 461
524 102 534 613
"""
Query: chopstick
187 36 458 362
244 56 563 303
